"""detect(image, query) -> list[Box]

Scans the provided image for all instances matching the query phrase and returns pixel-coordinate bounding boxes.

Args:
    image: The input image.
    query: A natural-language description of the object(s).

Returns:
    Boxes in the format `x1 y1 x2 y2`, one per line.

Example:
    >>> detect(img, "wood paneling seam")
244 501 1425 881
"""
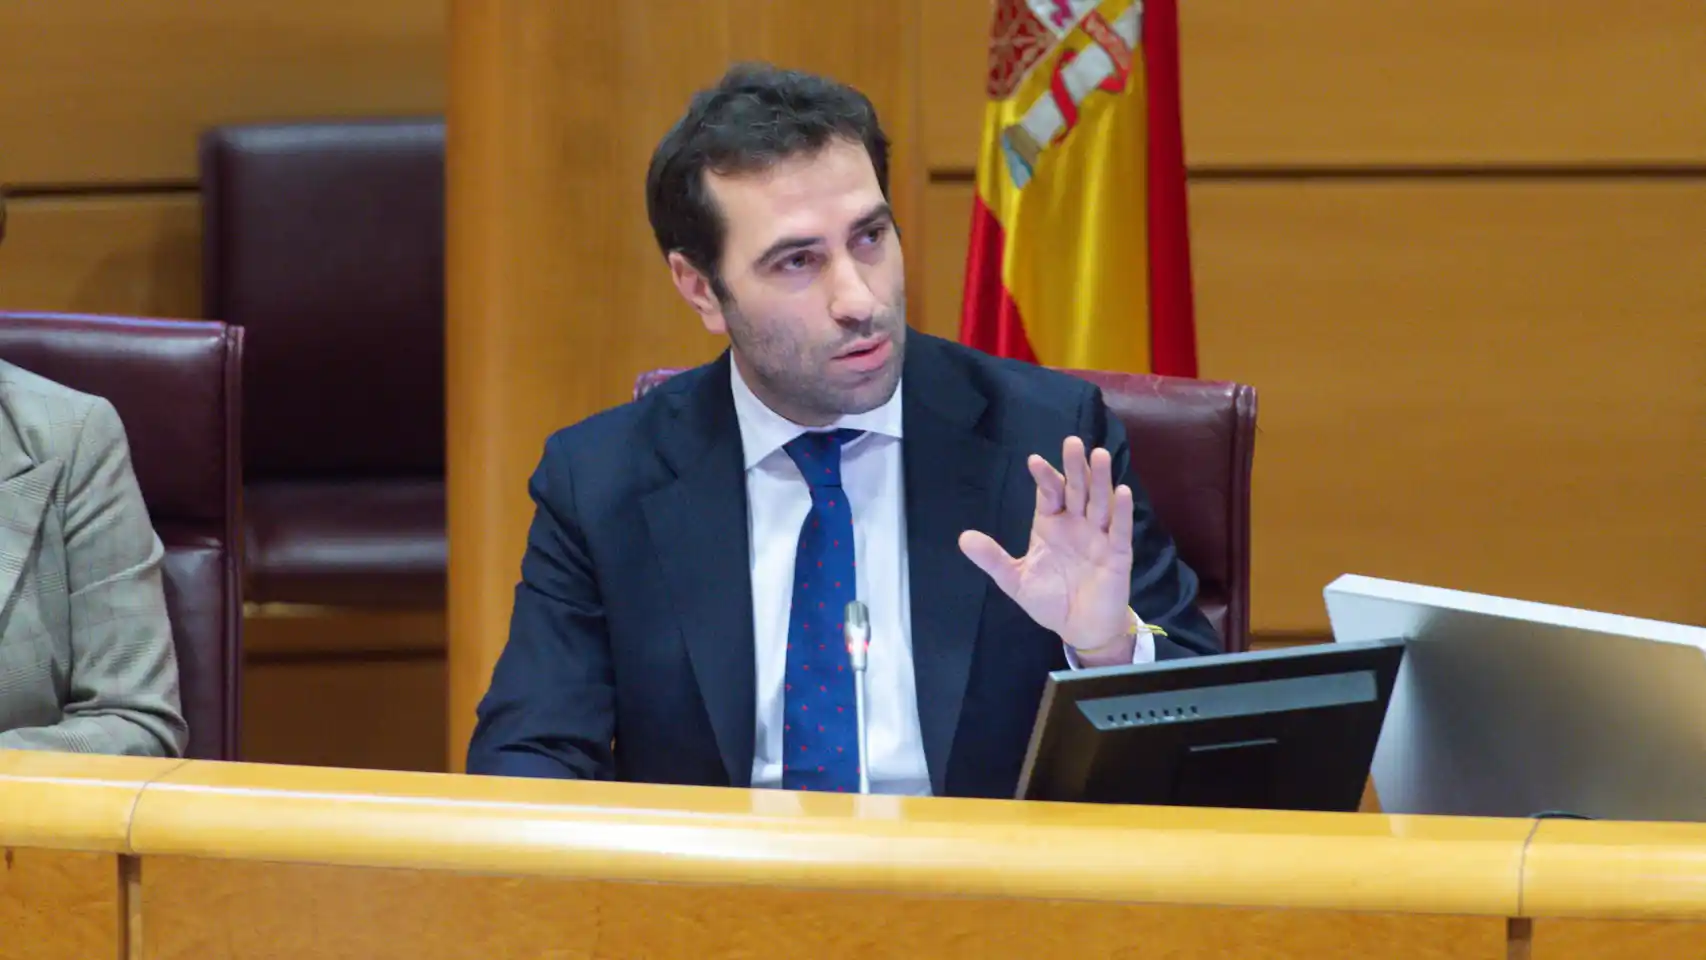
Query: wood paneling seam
123 758 191 853
119 855 142 960
117 759 191 959
1505 917 1533 960
1513 817 1545 919
1 181 200 200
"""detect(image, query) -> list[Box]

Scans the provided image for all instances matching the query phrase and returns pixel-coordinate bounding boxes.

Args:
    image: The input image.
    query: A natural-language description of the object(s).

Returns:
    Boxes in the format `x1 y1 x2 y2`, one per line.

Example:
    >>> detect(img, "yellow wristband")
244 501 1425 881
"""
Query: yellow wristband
1076 608 1167 656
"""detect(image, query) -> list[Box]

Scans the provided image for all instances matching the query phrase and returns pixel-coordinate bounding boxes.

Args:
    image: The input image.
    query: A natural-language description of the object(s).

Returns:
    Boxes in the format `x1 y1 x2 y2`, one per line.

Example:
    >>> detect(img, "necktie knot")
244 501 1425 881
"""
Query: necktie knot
782 429 864 489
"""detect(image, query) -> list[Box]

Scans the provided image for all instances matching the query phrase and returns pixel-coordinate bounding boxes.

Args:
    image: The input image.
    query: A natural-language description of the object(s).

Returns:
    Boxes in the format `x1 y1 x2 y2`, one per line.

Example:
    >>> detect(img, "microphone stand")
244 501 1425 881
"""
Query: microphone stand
844 601 871 795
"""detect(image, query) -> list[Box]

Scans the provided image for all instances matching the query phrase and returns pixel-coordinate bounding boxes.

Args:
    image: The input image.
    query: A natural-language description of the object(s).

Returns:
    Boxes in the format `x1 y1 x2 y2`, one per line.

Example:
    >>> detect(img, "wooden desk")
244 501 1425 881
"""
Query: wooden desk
0 752 177 960
3 751 1704 959
1521 820 1706 958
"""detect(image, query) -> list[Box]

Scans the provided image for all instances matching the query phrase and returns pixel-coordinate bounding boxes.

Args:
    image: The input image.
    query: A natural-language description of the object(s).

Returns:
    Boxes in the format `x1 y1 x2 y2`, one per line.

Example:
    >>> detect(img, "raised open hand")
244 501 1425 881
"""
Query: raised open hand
957 436 1134 654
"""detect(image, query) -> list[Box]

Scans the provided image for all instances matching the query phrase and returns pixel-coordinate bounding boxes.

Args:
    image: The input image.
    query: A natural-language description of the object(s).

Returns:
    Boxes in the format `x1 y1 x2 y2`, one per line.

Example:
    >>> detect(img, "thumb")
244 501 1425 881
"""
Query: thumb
958 531 1021 598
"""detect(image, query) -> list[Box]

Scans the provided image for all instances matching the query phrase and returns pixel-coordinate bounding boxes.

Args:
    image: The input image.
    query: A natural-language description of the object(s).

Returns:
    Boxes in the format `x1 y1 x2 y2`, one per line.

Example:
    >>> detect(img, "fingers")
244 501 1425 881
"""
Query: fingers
1028 454 1065 515
1033 438 1117 531
1087 446 1112 531
1109 483 1134 553
958 530 1022 598
1062 436 1088 517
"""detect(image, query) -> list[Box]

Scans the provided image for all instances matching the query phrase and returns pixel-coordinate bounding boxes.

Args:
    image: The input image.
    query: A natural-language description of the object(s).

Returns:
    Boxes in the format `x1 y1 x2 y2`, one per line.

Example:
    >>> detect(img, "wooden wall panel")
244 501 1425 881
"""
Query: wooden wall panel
1531 920 1706 959
243 607 446 659
917 0 988 172
0 0 446 185
140 855 1504 960
243 655 447 773
926 177 1706 633
1192 178 1706 631
920 181 975 340
0 849 121 960
0 195 200 317
920 0 1706 171
240 609 447 771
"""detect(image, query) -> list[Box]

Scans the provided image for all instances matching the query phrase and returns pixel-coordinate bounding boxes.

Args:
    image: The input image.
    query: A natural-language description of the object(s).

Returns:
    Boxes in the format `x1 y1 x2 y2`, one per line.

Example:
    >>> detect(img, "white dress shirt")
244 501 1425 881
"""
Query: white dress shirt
730 362 1153 796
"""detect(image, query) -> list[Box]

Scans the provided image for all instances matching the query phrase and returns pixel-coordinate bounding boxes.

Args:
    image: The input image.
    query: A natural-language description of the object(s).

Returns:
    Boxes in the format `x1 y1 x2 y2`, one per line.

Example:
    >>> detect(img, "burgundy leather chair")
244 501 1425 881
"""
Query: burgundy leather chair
0 312 245 760
633 366 1258 653
200 118 445 607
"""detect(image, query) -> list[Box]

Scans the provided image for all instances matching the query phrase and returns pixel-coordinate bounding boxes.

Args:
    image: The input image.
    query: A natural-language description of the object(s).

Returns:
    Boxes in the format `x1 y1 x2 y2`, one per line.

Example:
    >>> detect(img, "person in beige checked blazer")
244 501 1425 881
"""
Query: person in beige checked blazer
0 195 188 757
0 358 189 756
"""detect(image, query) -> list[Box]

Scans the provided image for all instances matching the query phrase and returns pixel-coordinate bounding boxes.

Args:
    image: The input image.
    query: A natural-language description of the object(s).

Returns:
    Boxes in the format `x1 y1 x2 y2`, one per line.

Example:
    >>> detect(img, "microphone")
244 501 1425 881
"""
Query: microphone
844 600 871 795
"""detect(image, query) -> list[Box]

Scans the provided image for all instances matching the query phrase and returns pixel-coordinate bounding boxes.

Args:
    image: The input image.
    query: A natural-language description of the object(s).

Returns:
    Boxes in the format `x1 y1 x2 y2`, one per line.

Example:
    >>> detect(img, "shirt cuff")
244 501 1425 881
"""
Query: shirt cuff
1062 614 1157 669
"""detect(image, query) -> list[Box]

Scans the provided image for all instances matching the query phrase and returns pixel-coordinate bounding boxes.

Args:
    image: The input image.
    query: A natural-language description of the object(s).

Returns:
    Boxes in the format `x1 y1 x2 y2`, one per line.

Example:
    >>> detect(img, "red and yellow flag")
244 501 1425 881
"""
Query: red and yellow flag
958 0 1197 377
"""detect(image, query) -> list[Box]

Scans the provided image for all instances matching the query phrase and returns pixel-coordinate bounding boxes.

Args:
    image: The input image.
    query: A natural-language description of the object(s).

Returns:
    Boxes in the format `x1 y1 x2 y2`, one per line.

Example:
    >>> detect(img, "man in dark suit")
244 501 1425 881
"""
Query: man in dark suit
465 63 1218 799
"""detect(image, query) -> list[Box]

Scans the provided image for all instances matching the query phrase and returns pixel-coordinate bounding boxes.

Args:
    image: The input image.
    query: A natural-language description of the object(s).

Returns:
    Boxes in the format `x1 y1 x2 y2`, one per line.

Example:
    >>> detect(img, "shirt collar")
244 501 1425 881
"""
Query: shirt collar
729 355 904 471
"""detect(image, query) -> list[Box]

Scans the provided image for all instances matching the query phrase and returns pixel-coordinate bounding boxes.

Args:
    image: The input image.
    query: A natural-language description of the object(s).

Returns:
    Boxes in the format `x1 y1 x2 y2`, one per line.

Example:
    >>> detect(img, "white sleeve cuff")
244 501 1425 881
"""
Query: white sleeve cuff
1062 616 1157 669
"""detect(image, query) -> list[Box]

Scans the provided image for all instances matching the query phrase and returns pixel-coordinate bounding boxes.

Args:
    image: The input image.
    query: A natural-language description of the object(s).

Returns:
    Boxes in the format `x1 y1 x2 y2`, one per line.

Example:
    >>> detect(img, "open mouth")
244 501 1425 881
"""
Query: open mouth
833 337 892 373
840 340 883 358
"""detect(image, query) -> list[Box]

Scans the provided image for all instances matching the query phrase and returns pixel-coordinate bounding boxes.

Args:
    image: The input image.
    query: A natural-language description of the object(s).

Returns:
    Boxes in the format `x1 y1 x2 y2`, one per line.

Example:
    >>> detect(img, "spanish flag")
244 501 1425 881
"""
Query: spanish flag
958 0 1197 377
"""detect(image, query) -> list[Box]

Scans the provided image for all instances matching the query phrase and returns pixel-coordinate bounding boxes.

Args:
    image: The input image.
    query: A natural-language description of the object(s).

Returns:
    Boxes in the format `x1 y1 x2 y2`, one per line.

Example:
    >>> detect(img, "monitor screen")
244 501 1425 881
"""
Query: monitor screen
1015 638 1406 811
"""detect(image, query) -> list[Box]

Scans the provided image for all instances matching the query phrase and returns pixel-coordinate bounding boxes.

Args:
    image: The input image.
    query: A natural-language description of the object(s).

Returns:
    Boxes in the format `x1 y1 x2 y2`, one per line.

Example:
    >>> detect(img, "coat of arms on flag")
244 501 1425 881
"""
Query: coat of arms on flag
959 0 1198 378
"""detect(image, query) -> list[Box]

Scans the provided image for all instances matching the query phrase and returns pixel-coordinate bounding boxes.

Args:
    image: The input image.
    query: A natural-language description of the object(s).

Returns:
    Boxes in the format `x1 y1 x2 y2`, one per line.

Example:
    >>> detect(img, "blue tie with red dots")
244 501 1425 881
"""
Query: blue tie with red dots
780 428 864 793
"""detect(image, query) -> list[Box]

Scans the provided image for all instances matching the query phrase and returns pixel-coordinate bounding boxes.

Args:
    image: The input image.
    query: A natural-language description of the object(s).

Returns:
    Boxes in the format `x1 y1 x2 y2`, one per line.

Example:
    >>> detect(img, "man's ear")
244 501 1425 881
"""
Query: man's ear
667 252 728 335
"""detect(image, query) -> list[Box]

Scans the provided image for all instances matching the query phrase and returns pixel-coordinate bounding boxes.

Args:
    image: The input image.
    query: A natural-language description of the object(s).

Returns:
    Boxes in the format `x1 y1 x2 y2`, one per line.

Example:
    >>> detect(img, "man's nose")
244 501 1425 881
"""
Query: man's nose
827 255 877 325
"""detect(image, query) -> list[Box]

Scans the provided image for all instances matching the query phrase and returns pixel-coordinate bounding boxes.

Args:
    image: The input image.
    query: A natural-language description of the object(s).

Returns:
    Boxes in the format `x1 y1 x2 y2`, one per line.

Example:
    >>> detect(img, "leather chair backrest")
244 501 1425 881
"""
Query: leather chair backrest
0 312 245 759
632 364 1257 652
200 118 444 482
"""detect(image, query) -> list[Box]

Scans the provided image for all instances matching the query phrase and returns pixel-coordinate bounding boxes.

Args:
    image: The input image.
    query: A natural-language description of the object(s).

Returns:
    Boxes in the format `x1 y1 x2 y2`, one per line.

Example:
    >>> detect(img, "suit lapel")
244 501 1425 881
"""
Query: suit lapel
639 354 757 787
902 340 1012 796
0 450 61 619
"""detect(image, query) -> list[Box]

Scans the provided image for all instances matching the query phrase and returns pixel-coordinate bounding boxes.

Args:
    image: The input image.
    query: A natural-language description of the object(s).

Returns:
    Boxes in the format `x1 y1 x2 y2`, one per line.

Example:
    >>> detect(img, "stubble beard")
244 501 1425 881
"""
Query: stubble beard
726 299 907 426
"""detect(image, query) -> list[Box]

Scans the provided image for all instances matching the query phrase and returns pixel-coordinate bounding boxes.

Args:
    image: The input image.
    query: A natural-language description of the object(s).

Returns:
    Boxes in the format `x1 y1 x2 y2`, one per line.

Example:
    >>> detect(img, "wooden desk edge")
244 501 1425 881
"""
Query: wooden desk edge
11 756 1705 921
1519 819 1706 921
0 751 185 851
117 759 1530 916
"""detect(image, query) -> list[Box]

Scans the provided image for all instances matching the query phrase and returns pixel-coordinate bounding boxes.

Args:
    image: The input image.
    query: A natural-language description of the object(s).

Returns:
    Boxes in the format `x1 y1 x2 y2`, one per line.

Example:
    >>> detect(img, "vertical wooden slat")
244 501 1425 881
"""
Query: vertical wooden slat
121 856 142 960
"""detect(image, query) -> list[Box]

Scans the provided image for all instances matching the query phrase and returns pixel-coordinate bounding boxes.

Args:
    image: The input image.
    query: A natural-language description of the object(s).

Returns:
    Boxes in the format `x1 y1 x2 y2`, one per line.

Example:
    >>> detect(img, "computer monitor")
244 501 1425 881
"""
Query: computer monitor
1326 574 1706 822
1015 638 1406 811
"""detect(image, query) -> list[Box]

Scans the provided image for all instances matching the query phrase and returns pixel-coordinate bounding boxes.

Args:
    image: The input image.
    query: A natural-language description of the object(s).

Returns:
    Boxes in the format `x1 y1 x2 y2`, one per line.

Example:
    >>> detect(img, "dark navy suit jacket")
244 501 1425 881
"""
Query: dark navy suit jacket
466 332 1219 798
